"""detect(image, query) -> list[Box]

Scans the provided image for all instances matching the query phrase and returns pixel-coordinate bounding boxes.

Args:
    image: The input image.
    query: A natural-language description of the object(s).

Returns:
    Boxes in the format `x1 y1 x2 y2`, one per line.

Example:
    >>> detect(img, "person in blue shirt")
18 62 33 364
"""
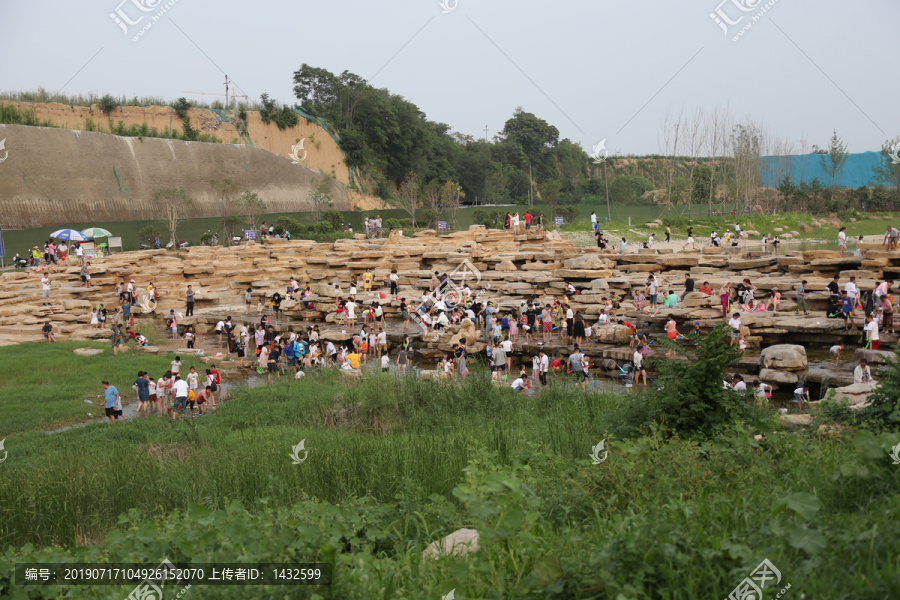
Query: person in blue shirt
134 371 150 413
841 291 854 331
284 338 296 371
102 380 125 424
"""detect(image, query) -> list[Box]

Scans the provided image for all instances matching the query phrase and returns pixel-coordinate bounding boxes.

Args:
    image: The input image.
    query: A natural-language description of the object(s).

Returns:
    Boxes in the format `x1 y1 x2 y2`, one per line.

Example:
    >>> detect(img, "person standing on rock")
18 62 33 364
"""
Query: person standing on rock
727 312 742 348
40 274 51 306
864 314 880 350
838 227 848 256
882 225 899 251
664 315 679 358
684 273 694 295
185 285 195 317
665 225 671 243
573 311 586 347
80 262 92 288
718 281 732 319
645 275 660 315
796 280 810 315
389 270 400 298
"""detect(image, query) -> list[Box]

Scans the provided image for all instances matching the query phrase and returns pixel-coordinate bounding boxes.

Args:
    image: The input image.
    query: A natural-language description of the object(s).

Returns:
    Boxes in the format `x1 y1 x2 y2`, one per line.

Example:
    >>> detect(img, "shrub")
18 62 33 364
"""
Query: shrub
97 94 117 116
275 216 302 235
199 232 215 245
419 208 442 229
259 93 298 130
321 210 343 231
557 206 578 224
615 323 768 438
314 221 333 234
383 218 413 231
137 225 161 243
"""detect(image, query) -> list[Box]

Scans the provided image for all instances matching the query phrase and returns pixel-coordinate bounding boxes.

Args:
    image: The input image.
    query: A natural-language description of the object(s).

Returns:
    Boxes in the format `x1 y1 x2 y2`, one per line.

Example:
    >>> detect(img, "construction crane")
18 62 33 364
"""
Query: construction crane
182 75 249 111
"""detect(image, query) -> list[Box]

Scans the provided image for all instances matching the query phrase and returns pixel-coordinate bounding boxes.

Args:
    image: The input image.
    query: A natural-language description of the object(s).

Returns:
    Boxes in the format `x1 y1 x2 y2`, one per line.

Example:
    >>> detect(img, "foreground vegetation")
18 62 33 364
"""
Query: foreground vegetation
1 333 899 599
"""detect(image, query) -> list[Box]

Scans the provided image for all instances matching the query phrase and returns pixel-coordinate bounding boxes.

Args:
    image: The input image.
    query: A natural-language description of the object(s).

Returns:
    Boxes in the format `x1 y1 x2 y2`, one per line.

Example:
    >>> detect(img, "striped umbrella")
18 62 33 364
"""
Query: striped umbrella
49 229 90 241
81 227 113 238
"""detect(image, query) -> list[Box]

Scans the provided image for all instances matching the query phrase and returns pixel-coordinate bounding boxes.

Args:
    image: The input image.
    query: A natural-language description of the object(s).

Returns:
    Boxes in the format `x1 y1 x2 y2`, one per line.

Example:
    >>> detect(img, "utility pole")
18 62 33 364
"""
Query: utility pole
529 164 533 208
603 161 611 222
484 126 489 143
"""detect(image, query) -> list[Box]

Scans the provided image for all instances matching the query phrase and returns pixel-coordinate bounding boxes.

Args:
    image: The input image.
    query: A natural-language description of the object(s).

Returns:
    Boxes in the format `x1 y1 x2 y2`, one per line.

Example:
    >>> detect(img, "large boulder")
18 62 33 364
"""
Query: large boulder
422 528 480 559
759 368 799 385
760 344 808 371
592 324 630 344
852 348 897 365
563 254 610 270
826 382 876 408
450 319 480 347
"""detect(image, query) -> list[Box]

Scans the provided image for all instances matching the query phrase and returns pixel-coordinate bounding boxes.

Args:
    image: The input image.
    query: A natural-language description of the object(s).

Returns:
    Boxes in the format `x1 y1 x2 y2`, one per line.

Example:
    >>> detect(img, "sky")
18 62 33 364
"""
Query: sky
1 0 897 156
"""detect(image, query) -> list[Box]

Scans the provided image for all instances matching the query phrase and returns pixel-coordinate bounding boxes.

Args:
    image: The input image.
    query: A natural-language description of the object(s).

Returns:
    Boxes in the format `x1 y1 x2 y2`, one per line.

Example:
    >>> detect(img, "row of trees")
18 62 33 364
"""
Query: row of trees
149 178 335 247
291 64 898 215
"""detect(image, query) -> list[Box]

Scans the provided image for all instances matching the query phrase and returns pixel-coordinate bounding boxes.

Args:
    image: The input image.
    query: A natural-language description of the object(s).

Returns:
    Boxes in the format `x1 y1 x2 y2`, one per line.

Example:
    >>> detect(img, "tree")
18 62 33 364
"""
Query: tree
814 129 848 204
440 180 464 228
692 165 715 206
660 106 683 215
238 191 267 231
872 136 900 203
153 188 192 248
209 178 242 246
307 178 334 222
395 172 421 227
539 179 561 220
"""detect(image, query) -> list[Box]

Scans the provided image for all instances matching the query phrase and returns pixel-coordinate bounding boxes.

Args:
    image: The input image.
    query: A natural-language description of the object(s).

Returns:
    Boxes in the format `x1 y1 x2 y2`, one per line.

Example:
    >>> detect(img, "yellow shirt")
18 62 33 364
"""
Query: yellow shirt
347 353 361 369
363 273 373 284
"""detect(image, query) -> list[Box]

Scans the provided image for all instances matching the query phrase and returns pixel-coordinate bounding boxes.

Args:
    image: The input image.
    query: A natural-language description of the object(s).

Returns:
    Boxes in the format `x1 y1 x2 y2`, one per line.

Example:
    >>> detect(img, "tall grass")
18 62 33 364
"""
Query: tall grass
1 360 899 599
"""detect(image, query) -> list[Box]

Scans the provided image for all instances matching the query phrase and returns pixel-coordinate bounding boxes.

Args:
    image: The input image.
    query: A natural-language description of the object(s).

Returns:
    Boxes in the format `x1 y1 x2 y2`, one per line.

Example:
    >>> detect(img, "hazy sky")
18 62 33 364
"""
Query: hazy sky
1 0 896 155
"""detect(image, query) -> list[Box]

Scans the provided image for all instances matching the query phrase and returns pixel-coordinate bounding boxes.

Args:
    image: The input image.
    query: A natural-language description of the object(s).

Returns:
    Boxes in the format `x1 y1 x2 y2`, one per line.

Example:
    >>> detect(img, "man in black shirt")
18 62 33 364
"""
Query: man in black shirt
826 275 840 297
684 273 695 294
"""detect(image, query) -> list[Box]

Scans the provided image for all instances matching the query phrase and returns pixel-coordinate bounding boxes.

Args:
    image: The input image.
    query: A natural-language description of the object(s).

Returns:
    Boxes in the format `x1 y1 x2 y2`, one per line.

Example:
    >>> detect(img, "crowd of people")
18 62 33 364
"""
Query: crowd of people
103 359 222 424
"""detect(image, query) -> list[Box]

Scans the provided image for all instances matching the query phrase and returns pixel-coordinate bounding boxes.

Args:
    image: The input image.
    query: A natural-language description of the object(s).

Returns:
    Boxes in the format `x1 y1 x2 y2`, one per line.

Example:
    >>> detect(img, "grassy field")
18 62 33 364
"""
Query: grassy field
1 342 899 599
0 341 177 436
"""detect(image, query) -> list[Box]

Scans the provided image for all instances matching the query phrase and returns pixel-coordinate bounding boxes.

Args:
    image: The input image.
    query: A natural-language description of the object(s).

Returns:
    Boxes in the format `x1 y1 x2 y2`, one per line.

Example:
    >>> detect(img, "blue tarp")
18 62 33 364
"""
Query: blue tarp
759 152 883 188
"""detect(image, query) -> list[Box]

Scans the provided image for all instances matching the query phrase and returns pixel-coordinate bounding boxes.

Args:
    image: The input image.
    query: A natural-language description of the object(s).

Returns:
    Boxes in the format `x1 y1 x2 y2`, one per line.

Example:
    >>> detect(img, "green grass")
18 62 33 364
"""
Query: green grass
0 341 182 436
1 346 899 599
